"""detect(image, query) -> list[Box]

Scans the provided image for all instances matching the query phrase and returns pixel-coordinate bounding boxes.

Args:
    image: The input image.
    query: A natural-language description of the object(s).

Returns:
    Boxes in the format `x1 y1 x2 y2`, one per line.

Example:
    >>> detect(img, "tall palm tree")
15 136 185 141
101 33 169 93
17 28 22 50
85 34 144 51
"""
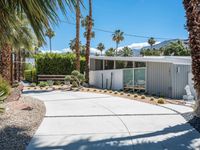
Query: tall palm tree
0 15 33 84
97 43 105 56
184 0 200 117
148 37 156 49
112 30 124 55
69 38 81 53
82 17 95 39
0 1 77 83
75 0 81 71
85 0 93 83
45 28 55 53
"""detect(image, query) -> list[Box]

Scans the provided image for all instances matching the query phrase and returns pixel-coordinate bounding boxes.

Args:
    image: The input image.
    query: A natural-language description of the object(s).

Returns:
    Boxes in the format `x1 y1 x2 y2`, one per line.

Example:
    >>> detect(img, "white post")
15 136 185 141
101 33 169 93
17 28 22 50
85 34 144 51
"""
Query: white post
114 61 116 69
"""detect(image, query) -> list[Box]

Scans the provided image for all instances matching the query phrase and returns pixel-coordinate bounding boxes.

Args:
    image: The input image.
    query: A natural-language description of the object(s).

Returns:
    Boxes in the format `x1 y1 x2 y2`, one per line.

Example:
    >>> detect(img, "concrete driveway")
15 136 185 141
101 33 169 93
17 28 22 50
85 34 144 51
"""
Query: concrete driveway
25 91 200 150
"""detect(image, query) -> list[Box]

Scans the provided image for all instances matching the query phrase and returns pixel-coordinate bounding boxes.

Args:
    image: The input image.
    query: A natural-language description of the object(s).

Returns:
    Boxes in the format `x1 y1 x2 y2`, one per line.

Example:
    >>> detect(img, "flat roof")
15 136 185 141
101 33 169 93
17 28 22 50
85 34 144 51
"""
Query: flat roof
90 56 191 65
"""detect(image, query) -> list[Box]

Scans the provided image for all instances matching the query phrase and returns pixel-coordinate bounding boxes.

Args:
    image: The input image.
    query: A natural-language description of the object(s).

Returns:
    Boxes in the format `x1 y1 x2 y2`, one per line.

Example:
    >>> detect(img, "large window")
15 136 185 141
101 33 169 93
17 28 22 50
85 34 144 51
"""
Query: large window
95 60 103 70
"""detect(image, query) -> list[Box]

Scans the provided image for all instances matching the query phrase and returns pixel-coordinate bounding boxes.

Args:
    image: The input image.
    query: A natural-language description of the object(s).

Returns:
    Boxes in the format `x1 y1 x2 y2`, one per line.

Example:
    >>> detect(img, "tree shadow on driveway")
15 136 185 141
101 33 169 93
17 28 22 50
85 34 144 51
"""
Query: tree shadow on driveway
28 123 200 150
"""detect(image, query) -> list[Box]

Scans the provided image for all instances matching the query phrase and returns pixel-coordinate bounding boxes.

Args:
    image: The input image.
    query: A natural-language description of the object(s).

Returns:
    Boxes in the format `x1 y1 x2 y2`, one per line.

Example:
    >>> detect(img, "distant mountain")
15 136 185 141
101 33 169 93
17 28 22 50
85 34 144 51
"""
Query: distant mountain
143 39 189 49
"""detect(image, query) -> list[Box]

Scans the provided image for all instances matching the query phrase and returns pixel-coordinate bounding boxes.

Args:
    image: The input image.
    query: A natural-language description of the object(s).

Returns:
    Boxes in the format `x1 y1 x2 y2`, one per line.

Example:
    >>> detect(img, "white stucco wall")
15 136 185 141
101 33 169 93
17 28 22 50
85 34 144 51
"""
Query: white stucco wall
89 69 123 90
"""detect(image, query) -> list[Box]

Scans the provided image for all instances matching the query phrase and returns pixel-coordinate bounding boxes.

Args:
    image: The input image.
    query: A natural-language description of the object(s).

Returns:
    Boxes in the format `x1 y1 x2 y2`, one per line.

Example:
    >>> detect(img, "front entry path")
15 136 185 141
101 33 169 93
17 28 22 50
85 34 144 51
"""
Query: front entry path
25 91 200 150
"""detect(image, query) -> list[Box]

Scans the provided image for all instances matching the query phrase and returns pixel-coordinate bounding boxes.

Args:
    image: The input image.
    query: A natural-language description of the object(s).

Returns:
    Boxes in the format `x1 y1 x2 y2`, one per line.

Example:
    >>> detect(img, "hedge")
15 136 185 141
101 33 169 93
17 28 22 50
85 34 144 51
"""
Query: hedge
24 68 37 83
35 53 86 75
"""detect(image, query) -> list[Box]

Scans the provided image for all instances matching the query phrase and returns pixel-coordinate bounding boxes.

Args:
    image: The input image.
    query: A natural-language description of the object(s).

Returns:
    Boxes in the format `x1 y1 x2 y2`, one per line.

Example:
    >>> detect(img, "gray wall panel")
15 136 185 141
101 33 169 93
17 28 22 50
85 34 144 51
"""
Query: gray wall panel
147 62 172 98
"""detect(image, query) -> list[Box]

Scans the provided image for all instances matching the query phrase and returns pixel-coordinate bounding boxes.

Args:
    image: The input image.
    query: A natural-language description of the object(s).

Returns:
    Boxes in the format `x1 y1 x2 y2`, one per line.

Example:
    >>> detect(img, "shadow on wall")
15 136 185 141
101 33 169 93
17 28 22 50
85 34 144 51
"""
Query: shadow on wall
29 123 200 150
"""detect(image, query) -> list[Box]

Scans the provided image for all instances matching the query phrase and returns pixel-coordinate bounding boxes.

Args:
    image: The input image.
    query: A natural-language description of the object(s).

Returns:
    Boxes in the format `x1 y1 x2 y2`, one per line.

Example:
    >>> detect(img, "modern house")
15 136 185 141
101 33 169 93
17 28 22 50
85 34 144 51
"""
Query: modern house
89 56 194 99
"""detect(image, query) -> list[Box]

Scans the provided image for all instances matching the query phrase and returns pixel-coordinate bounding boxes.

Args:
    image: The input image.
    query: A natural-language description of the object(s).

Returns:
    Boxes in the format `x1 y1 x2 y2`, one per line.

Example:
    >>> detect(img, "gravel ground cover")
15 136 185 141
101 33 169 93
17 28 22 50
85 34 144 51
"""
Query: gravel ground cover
0 96 45 150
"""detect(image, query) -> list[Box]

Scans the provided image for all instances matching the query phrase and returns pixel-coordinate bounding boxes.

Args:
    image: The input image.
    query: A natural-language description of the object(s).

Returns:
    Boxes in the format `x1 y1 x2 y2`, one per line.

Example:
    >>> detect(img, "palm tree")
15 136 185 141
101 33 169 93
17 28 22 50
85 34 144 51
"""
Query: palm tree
82 16 95 39
97 43 105 56
148 37 156 49
0 15 34 84
75 0 81 71
45 28 55 53
0 1 76 83
105 48 115 56
84 0 93 83
0 1 76 43
112 30 124 55
119 47 133 57
69 38 81 53
184 0 200 117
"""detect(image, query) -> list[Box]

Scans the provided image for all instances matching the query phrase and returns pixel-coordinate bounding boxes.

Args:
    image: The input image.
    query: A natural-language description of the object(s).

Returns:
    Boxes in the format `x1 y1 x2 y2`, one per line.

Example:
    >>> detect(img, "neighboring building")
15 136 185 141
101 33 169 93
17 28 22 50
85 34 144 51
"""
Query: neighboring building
89 56 193 99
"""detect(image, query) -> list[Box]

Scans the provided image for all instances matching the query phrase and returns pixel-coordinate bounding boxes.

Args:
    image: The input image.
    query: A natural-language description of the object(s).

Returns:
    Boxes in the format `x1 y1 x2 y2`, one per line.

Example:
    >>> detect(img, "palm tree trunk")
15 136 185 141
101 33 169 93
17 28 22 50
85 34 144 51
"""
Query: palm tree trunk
1 43 12 84
75 0 80 71
115 42 118 56
184 0 200 117
16 50 20 82
85 0 92 83
22 50 26 79
50 38 52 53
14 51 17 81
18 49 22 81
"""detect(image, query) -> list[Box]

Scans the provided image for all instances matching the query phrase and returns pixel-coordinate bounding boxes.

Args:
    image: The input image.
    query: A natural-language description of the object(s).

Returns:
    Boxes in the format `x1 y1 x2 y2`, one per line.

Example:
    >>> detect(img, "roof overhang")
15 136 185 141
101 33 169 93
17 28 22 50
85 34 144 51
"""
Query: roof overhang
90 56 191 65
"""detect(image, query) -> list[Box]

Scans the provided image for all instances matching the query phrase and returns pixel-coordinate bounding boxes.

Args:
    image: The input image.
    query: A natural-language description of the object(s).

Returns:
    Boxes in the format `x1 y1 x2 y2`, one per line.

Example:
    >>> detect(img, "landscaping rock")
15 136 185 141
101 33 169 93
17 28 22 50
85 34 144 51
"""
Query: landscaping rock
0 96 45 150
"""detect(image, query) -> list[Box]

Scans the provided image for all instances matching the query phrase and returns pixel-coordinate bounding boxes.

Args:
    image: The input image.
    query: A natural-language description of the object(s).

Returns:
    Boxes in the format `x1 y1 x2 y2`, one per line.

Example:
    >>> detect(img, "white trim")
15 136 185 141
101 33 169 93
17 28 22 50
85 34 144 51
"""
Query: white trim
90 56 191 65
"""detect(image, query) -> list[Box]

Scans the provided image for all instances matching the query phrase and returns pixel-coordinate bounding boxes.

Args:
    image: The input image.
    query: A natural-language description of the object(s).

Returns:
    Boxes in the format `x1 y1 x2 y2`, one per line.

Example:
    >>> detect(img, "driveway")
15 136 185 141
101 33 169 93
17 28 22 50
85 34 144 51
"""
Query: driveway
25 91 200 150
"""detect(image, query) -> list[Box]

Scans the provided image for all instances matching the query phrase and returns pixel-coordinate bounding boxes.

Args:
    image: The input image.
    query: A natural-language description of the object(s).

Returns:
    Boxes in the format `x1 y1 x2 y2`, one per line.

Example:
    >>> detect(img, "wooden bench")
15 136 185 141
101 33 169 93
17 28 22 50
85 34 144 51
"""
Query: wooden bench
37 75 66 82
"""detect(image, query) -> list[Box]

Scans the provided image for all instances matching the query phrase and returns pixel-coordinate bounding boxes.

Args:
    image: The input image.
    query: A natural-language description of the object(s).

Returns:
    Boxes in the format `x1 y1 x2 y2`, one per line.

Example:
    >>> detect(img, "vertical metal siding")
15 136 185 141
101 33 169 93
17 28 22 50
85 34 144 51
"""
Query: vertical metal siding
90 59 95 70
147 62 172 98
171 64 191 99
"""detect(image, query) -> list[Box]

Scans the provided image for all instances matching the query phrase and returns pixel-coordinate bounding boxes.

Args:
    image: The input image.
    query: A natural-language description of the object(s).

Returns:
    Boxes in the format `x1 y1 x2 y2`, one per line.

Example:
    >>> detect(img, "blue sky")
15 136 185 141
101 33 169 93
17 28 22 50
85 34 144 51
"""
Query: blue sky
42 0 188 52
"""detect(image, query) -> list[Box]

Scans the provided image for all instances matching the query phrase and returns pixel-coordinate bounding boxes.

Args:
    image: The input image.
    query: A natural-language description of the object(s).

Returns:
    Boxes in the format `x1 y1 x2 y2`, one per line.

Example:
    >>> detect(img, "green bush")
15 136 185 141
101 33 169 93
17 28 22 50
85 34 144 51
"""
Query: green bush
24 68 37 83
38 82 48 87
65 75 71 82
35 53 85 75
30 83 36 87
54 81 61 85
25 63 33 70
0 75 11 100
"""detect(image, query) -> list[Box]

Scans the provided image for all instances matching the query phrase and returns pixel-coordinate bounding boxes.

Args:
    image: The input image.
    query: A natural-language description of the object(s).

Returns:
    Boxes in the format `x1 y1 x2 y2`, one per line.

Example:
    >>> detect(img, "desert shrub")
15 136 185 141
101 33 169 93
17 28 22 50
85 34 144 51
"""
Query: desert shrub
120 92 124 95
127 94 131 96
72 81 79 87
114 91 118 94
104 90 107 93
65 75 71 82
157 98 165 104
141 95 146 99
54 81 61 85
30 83 36 87
47 80 54 86
0 76 11 101
38 82 48 87
0 76 11 113
150 97 155 101
67 70 85 87
134 94 138 98
35 53 85 75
